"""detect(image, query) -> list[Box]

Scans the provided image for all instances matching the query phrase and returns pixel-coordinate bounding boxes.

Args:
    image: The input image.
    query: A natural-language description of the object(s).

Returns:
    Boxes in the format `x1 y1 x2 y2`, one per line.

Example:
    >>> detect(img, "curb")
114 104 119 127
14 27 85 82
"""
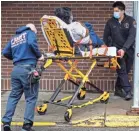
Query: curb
1 122 56 126
72 115 139 127
105 115 139 127
71 115 104 127
1 115 139 127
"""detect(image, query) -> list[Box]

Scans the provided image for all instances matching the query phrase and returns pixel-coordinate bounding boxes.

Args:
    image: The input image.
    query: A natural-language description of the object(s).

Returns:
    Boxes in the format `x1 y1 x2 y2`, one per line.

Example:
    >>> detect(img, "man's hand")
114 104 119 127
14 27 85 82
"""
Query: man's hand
38 54 44 61
117 49 125 58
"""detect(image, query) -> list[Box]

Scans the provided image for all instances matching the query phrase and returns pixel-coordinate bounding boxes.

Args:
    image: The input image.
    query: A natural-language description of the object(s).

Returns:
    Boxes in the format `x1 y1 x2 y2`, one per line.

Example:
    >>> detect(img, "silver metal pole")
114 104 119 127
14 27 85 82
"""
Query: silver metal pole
132 1 139 108
133 1 138 20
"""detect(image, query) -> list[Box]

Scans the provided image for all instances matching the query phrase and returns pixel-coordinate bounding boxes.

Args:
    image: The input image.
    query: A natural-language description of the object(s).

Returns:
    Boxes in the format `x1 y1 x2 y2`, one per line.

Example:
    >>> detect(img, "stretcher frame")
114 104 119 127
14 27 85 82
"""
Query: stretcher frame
37 16 121 122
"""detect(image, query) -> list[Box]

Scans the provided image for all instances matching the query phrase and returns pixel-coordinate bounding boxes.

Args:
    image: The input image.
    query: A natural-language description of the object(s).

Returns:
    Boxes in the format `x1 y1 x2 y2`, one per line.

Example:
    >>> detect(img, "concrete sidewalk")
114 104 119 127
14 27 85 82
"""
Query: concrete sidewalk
1 91 139 127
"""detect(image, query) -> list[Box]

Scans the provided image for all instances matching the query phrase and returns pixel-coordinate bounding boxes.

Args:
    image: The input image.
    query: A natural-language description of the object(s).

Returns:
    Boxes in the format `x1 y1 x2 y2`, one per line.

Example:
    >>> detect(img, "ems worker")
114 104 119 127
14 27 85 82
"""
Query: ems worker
103 1 136 100
2 24 44 131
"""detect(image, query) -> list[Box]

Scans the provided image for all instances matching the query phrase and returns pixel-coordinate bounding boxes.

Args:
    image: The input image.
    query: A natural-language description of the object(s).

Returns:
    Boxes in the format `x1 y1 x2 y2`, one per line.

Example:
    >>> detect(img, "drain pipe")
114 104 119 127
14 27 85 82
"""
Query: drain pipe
133 1 139 109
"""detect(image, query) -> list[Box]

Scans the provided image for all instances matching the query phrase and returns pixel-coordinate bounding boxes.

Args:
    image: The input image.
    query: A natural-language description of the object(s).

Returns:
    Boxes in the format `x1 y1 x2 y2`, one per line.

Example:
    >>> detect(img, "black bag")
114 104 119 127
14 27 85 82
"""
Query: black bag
28 68 42 84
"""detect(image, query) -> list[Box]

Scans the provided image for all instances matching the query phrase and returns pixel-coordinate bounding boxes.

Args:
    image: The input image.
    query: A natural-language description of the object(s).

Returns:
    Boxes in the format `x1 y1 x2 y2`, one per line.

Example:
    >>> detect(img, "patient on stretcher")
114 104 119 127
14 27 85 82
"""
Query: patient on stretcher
54 7 107 57
41 7 117 57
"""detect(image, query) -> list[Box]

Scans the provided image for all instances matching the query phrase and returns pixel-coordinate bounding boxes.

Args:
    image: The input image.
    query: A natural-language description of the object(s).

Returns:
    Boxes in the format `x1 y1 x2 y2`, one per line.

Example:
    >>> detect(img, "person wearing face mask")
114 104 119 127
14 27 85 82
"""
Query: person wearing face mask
2 24 44 131
54 7 106 57
103 1 136 100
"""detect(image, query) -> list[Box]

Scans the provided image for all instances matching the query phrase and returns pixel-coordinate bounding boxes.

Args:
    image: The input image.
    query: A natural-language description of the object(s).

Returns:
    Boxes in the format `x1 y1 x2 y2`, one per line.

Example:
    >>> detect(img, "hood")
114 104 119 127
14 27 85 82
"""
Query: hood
16 26 30 34
26 23 37 34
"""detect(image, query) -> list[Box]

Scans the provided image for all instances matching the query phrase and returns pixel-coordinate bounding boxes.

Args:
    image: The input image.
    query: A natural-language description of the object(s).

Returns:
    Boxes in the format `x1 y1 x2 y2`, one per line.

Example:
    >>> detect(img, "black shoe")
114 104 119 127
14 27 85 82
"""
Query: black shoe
114 88 126 98
3 124 12 131
125 91 132 101
22 123 35 131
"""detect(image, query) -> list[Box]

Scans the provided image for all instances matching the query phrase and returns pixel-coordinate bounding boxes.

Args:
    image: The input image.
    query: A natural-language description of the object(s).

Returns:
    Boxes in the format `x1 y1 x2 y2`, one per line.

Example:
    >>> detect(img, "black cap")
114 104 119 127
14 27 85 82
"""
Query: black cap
54 7 72 24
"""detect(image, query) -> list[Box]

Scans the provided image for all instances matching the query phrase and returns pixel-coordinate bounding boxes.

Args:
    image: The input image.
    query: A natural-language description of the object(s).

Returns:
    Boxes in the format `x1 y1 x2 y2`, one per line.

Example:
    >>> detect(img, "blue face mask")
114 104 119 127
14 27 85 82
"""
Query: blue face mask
113 12 120 19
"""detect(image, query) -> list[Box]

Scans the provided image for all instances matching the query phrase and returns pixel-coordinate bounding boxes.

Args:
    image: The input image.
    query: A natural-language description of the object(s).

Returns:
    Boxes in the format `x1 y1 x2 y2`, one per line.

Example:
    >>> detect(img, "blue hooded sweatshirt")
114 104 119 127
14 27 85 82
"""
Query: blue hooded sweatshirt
84 22 104 47
2 26 42 65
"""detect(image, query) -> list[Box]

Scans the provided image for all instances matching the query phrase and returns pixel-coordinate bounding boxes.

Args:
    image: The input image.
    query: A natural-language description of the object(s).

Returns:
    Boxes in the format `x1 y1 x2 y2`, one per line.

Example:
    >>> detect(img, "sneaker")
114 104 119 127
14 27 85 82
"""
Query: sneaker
125 91 132 101
22 123 35 131
3 124 12 131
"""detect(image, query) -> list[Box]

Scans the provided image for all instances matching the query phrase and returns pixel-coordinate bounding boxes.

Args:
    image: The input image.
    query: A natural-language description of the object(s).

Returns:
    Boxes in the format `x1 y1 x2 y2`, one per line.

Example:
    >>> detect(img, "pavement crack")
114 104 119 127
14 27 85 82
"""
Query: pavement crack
104 103 107 127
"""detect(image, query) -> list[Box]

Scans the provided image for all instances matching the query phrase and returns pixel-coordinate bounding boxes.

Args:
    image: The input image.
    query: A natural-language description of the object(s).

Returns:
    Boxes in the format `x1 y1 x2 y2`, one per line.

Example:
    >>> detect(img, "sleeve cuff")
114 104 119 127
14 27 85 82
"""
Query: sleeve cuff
37 53 42 59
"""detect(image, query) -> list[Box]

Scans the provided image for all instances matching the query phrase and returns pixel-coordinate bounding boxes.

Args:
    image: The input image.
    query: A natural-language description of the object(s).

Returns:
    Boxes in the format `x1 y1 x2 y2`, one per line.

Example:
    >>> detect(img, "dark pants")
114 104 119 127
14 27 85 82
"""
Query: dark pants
115 53 134 93
2 65 39 125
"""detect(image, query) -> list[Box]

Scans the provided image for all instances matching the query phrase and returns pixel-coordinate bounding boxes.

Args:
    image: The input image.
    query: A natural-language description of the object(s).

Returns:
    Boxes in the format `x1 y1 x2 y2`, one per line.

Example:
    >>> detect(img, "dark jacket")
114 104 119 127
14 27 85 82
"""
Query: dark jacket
103 14 136 55
2 26 42 65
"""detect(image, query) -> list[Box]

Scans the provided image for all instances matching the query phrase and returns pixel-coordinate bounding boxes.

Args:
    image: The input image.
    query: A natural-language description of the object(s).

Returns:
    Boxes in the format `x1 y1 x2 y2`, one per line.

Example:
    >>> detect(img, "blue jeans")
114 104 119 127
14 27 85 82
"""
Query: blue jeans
2 65 39 124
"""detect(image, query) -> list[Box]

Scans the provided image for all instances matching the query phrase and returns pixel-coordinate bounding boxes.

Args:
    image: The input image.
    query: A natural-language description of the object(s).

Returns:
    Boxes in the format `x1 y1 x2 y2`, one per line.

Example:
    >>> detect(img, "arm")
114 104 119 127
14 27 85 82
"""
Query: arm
2 41 13 60
84 22 98 45
118 19 136 58
122 19 136 52
74 22 88 38
27 31 42 59
103 21 111 46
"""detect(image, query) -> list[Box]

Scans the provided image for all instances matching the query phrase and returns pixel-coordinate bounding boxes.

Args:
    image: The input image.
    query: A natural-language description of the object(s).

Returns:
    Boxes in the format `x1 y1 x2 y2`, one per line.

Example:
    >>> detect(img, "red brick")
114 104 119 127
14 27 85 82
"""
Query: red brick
1 1 133 91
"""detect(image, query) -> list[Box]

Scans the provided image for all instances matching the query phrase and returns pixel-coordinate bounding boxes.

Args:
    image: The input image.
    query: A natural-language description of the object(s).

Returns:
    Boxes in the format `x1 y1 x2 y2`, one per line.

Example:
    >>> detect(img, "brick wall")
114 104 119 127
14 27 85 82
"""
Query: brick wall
1 1 133 91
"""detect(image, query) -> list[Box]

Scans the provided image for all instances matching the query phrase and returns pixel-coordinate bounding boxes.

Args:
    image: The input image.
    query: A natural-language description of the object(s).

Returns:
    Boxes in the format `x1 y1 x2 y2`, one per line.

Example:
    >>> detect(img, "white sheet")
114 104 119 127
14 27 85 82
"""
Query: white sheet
80 47 117 57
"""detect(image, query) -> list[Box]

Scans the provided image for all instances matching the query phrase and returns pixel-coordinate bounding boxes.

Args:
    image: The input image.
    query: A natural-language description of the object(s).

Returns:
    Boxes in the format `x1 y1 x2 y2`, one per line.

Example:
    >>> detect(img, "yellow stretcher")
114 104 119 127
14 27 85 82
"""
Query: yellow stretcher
36 16 121 122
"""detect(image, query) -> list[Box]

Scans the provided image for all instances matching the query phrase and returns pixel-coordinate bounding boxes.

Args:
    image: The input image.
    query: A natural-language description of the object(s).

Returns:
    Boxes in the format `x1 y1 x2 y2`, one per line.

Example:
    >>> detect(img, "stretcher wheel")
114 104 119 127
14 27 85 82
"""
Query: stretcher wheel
100 92 110 104
77 88 86 100
37 104 47 115
100 98 109 104
64 109 72 122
